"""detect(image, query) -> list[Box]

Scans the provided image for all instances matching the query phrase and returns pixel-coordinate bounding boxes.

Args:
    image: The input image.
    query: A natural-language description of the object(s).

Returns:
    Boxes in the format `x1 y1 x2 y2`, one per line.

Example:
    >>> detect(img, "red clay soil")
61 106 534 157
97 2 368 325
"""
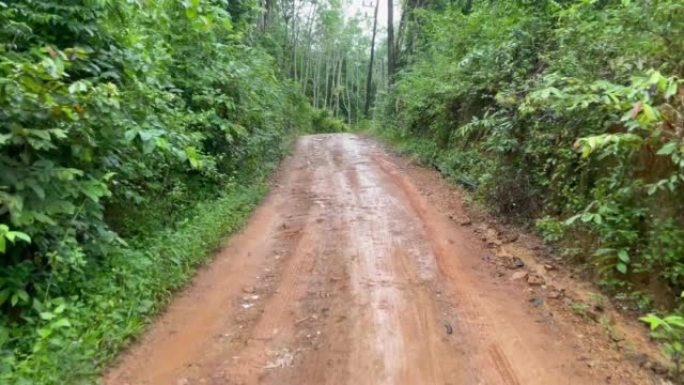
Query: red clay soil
104 134 664 385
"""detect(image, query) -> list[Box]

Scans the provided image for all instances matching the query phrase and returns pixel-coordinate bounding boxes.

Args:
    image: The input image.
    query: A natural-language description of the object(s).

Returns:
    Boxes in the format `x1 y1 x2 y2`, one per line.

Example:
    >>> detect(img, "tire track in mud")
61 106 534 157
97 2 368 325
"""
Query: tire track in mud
372 154 524 385
218 137 337 384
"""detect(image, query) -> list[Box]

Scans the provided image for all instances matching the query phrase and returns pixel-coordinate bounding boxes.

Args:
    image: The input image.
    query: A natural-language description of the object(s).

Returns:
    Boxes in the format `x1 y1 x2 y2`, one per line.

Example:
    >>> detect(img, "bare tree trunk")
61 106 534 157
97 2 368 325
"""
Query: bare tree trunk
313 52 322 108
329 52 337 111
345 60 352 123
261 0 274 32
335 54 343 116
364 0 380 116
396 0 409 67
324 53 330 108
387 0 395 84
291 0 298 81
301 3 317 94
355 57 360 122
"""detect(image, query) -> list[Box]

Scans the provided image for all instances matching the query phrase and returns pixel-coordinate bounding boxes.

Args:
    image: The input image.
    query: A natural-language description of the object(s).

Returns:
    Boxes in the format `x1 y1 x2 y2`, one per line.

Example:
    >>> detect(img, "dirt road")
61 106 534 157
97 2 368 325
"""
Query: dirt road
105 134 657 385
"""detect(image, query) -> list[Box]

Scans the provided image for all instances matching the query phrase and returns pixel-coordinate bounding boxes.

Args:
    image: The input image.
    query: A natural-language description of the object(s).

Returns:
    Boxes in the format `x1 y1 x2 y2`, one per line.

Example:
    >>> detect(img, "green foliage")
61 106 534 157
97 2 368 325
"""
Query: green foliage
3 181 271 385
311 108 348 133
0 0 305 382
640 313 684 379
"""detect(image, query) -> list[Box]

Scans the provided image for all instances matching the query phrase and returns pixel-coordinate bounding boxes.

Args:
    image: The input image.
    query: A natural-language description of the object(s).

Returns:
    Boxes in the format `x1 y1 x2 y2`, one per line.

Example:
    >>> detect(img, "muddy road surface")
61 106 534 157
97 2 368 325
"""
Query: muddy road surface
105 134 656 385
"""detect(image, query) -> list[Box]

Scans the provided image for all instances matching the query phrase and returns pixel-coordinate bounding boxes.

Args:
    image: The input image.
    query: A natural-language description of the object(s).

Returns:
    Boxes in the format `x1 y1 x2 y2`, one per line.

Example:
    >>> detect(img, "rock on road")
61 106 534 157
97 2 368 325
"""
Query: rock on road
105 134 653 385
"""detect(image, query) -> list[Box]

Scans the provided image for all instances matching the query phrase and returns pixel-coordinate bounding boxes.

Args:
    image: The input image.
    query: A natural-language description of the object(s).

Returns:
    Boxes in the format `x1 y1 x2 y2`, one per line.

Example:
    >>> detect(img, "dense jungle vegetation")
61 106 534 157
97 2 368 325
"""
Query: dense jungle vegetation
2 0 684 382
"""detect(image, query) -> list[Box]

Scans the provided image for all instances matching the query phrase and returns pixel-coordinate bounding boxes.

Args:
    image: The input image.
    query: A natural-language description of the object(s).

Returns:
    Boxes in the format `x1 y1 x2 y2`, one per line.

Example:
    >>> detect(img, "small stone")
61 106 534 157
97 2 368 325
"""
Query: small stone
529 297 544 307
627 352 648 367
502 233 519 243
547 289 564 299
460 218 472 226
610 331 626 342
242 287 256 294
501 256 525 269
543 263 556 271
527 274 545 286
586 310 600 322
511 271 528 281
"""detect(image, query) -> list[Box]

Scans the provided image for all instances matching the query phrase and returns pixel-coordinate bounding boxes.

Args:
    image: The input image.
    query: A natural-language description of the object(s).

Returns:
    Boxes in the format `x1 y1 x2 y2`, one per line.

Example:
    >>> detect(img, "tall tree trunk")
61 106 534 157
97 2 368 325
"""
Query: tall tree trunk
313 52 322 108
301 3 317 94
330 52 340 110
261 0 274 32
324 54 330 108
345 60 352 123
291 0 298 80
354 50 361 123
364 0 380 117
463 0 473 14
387 0 395 84
335 54 343 116
396 0 409 67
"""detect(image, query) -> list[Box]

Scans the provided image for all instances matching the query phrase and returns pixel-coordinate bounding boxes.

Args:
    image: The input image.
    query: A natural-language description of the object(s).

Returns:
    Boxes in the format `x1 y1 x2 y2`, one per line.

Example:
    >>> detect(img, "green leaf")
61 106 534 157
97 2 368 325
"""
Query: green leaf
185 146 203 169
52 318 71 328
13 231 32 246
0 289 10 306
657 142 678 156
641 103 657 122
0 133 11 146
663 315 684 328
580 213 594 223
617 250 629 263
39 312 56 320
81 181 109 202
664 81 678 99
616 262 628 274
68 80 90 94
0 326 8 348
640 314 665 330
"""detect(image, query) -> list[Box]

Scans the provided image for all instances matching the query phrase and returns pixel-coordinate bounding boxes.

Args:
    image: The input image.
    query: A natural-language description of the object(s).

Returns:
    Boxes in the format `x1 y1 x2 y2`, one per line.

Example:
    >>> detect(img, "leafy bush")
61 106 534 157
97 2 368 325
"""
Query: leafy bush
641 313 684 380
2 180 272 384
311 108 348 133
